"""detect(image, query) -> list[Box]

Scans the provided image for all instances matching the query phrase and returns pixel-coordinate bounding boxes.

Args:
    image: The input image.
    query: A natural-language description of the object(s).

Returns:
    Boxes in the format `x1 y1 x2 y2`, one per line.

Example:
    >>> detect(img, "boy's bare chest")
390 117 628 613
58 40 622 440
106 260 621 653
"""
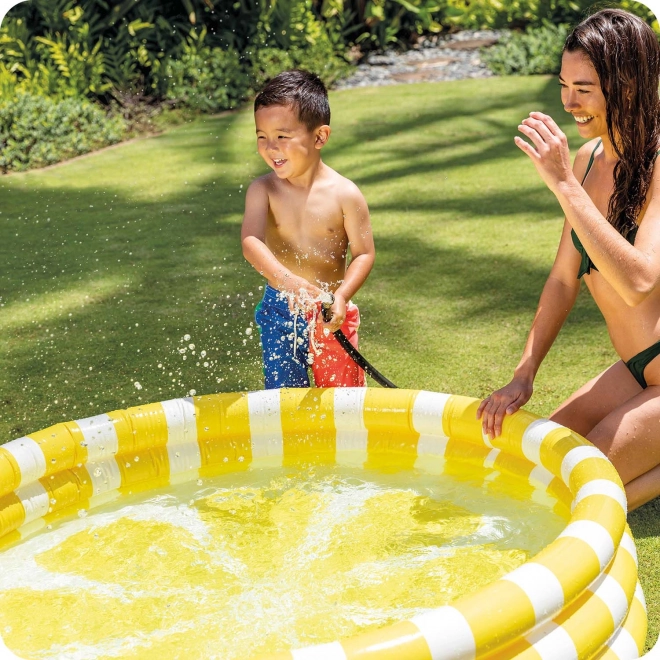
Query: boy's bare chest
267 190 345 239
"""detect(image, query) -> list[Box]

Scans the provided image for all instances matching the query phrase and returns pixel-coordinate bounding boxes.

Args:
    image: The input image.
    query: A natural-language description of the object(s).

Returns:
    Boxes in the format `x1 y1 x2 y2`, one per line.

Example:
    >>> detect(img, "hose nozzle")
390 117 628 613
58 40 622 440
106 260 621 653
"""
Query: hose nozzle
320 292 334 308
320 292 335 323
321 291 335 323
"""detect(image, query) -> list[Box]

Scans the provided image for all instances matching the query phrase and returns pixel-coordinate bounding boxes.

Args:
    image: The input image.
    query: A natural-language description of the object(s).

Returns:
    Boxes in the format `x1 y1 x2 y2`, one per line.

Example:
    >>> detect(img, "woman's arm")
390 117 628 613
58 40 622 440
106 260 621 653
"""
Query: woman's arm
478 220 581 438
517 112 660 306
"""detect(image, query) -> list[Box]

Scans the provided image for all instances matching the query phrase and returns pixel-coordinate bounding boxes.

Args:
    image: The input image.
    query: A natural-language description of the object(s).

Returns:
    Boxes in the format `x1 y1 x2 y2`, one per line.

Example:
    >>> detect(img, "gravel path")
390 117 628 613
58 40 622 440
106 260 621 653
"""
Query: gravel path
334 30 505 89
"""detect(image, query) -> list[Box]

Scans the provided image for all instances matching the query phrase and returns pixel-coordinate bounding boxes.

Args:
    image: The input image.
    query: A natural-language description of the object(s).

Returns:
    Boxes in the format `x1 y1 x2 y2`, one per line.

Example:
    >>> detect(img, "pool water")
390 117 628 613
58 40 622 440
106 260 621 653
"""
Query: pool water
0 455 566 660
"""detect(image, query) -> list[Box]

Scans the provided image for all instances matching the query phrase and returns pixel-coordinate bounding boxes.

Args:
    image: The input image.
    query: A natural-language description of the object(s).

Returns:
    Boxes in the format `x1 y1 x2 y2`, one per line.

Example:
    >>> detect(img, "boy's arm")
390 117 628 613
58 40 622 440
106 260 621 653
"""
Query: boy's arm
241 179 322 305
326 184 375 332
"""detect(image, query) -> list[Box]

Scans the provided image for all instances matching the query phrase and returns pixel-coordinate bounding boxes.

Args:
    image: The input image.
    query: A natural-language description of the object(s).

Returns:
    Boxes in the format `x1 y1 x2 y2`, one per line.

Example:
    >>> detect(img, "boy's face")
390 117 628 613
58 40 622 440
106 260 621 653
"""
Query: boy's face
255 104 329 180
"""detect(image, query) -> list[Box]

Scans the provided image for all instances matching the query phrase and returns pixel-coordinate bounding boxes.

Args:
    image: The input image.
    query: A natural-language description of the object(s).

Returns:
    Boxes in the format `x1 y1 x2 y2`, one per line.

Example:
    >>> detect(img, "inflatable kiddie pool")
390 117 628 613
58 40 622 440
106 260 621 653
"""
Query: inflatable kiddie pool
0 387 655 659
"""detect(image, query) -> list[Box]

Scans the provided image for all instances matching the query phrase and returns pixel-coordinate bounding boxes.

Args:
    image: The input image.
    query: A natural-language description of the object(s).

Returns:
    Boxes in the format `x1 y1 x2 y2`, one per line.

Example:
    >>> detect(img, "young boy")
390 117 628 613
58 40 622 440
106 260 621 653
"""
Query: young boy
241 69 375 389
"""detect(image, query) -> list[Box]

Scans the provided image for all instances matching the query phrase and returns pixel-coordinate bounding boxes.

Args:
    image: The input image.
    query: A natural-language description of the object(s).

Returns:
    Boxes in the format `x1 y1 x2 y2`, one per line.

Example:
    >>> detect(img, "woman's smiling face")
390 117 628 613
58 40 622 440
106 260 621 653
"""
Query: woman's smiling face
559 50 608 140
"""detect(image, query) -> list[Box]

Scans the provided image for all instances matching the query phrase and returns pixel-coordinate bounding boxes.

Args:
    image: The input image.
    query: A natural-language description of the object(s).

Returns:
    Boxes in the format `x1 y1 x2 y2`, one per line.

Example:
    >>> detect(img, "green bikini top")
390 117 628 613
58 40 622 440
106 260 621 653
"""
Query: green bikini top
571 139 639 279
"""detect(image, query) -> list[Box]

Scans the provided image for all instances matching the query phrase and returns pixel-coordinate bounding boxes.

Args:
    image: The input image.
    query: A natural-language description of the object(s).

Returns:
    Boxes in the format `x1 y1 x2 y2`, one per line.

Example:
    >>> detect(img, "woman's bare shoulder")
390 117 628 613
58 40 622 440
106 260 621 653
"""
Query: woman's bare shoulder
573 138 601 182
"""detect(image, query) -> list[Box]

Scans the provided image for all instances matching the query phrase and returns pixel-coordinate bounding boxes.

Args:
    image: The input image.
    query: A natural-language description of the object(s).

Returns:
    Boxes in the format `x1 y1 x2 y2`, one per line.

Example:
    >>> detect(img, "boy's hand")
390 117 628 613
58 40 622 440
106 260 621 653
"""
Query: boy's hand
284 275 323 314
323 293 346 333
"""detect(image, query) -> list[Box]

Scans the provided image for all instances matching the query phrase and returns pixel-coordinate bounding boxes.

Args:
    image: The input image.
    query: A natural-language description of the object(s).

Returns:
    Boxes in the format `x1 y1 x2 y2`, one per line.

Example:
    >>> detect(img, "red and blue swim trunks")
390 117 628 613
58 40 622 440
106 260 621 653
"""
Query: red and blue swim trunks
255 285 365 389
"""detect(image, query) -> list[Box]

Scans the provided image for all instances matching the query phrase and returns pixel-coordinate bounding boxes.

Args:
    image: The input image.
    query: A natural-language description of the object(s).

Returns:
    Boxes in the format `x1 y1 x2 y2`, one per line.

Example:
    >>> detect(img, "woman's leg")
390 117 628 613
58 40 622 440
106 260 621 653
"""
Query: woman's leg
585 385 660 508
625 463 660 510
549 361 660 509
550 361 642 436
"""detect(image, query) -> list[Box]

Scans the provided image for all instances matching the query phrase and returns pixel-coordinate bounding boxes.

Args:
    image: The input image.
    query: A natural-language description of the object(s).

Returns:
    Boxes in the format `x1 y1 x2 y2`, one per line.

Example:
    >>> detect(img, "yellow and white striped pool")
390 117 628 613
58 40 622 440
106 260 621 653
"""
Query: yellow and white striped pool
0 388 654 659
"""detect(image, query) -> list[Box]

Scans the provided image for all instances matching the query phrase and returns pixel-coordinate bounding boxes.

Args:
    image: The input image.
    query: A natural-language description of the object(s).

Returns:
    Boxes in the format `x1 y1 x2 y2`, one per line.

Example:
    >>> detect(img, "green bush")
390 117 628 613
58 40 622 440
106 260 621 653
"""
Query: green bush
438 0 656 32
351 0 444 49
250 48 295 90
483 22 569 75
248 0 352 87
164 31 249 113
0 93 125 173
248 42 351 95
289 38 352 86
2 0 196 99
440 0 536 30
2 0 657 175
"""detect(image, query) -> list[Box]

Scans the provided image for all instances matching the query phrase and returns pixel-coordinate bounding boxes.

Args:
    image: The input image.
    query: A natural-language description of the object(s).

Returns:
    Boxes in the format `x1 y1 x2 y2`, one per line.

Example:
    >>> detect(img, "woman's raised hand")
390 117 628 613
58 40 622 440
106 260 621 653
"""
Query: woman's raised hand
477 376 534 439
515 112 575 194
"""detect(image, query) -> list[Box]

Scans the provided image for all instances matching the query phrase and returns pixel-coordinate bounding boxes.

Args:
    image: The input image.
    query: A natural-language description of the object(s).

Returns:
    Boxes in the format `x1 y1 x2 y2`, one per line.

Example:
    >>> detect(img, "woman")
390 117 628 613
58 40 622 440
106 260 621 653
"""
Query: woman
478 8 660 510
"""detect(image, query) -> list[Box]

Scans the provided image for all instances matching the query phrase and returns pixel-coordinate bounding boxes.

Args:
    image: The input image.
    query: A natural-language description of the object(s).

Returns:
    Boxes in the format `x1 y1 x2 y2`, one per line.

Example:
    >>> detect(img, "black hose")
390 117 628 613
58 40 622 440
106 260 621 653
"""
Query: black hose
321 299 397 388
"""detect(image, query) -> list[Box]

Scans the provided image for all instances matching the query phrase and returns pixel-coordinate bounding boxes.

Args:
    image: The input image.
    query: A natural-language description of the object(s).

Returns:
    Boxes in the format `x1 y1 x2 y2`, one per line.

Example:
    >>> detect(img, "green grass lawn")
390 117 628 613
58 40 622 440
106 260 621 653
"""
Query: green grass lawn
1 75 658 650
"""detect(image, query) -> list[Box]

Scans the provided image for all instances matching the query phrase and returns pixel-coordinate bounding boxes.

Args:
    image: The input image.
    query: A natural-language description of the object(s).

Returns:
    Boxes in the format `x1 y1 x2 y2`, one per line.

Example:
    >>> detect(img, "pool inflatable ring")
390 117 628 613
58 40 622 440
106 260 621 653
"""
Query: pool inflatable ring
0 388 656 659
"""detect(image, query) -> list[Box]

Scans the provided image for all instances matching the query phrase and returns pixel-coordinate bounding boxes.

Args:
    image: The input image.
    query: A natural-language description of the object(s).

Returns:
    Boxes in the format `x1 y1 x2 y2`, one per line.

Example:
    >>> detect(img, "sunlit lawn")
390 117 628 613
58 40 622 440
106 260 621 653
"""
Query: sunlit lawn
1 75 658 649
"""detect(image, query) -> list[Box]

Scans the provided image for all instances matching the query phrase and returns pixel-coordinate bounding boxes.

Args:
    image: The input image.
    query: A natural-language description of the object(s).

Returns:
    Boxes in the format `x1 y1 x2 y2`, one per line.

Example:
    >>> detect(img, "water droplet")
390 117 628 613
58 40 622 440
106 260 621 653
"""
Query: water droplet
134 456 140 462
78 509 88 518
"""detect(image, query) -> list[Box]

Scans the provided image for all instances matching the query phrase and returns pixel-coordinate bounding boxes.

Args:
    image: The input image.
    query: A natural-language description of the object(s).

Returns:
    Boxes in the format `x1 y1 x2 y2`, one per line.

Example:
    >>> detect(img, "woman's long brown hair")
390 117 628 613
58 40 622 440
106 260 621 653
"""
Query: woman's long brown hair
564 9 660 238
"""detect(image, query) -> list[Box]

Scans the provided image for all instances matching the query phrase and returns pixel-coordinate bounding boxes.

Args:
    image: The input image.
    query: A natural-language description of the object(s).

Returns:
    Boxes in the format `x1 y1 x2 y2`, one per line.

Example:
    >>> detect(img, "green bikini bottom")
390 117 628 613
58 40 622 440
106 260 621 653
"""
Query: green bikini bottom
625 339 660 389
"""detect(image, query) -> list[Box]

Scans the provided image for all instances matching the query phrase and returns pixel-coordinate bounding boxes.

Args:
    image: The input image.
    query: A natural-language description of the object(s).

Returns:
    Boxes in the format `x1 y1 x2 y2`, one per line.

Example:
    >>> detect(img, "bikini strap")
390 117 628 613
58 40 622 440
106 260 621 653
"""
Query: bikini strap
581 139 602 185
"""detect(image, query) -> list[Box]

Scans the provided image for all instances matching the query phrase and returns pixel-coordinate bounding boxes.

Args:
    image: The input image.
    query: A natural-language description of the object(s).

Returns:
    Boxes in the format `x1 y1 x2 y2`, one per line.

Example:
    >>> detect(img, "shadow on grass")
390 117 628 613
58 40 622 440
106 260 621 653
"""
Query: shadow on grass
358 233 605 350
369 183 557 217
0 75 584 440
629 498 660 538
326 76 567 186
0 110 269 438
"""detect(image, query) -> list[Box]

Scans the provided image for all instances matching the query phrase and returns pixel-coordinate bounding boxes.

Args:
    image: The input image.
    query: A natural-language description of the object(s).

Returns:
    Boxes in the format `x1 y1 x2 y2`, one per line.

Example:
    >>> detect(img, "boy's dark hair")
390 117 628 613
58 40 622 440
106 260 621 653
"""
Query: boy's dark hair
254 70 330 131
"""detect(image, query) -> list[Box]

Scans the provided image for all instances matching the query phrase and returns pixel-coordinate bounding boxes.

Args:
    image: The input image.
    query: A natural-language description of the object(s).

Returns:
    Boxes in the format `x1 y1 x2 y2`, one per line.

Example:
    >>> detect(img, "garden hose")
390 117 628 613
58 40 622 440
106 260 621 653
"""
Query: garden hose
321 295 397 389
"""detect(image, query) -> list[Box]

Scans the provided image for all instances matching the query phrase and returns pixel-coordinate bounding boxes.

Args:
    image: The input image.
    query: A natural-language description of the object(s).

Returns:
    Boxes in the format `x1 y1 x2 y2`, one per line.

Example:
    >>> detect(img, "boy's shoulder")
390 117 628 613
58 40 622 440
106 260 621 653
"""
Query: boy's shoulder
248 172 278 191
321 165 365 202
